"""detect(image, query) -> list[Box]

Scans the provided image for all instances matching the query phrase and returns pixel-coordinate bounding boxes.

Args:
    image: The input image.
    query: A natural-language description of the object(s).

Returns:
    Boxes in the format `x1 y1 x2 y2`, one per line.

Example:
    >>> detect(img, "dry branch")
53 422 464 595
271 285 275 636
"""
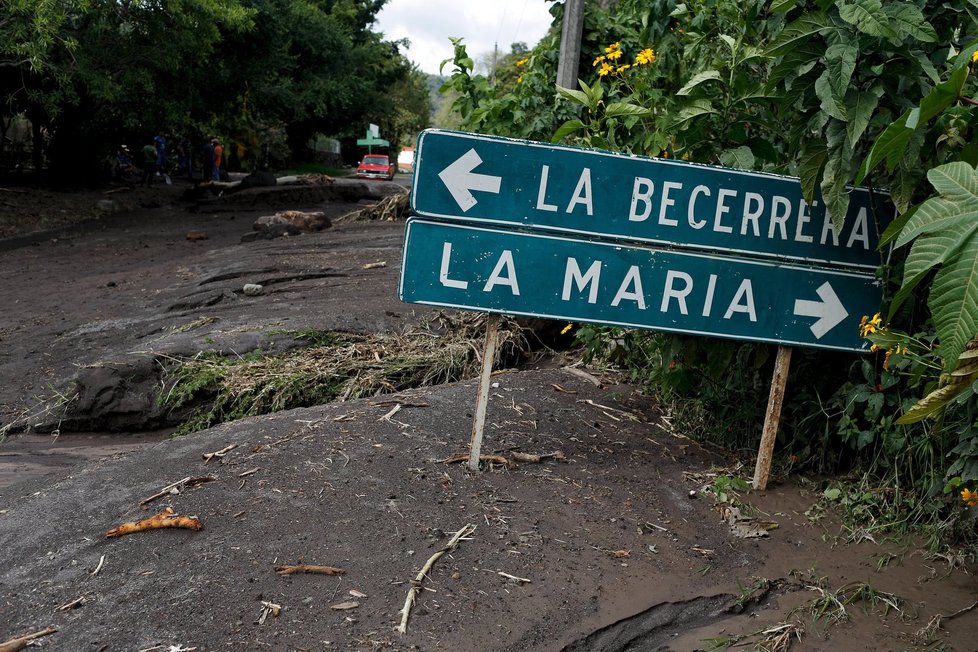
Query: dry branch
140 475 216 506
273 564 345 576
105 507 203 538
202 443 237 463
395 524 476 634
439 453 510 466
0 627 57 652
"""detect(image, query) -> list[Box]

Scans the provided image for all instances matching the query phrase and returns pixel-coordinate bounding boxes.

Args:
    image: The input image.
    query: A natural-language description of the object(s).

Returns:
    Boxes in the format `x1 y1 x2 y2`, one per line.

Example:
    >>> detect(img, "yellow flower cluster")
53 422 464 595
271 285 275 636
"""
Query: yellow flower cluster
593 43 656 77
962 488 978 507
859 313 883 337
635 48 656 65
516 57 529 67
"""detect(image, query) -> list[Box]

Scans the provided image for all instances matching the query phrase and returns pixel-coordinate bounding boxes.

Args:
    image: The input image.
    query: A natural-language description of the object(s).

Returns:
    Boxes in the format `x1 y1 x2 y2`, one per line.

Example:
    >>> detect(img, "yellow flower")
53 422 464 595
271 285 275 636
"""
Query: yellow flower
593 54 606 67
972 50 978 63
616 64 631 74
859 313 883 337
598 62 614 77
607 48 623 61
516 57 529 67
962 488 978 507
517 74 523 83
635 48 656 65
604 42 620 54
561 323 574 335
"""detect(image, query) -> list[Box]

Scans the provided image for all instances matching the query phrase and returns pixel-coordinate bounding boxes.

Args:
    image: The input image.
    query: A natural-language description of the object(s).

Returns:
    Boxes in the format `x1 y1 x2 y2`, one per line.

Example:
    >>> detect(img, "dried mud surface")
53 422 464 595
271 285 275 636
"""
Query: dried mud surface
0 180 975 651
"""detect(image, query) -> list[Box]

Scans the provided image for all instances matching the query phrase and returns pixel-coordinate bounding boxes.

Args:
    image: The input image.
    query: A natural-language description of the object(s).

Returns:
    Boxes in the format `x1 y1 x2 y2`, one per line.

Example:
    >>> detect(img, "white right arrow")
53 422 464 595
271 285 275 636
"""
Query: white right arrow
437 148 502 212
793 281 848 339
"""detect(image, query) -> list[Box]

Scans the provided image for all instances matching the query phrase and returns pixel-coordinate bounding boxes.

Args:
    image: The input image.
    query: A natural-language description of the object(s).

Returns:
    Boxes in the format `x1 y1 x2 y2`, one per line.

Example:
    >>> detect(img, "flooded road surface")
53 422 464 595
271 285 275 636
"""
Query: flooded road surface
0 432 168 490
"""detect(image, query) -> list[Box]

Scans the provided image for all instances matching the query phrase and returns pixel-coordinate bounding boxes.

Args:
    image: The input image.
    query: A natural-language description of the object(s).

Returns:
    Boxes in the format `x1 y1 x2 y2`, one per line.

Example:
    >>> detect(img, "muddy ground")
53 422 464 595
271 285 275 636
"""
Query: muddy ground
0 178 975 651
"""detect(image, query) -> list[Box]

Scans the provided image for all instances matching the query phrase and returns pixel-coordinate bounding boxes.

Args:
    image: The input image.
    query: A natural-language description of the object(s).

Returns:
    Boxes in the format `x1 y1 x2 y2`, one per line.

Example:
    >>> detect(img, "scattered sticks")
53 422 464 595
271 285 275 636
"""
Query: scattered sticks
55 595 87 611
91 555 106 576
140 476 216 506
202 443 237 463
395 523 476 634
257 601 281 625
0 627 57 652
273 564 346 576
497 571 531 584
439 453 510 467
105 507 203 538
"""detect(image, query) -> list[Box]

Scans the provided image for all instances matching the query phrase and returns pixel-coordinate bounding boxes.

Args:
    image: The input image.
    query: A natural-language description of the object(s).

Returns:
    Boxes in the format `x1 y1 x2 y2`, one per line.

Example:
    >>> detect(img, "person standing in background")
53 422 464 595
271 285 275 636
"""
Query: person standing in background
202 137 215 182
141 139 157 186
154 133 167 172
212 138 223 181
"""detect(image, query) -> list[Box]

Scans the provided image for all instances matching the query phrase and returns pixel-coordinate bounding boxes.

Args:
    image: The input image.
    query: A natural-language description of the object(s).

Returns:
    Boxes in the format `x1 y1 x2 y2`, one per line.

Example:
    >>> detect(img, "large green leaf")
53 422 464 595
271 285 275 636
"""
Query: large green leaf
892 163 978 370
889 219 967 318
855 108 914 183
845 85 883 145
798 140 828 203
884 3 937 42
551 119 585 143
604 102 651 118
931 235 978 371
670 99 716 127
838 0 897 38
765 13 835 56
825 43 858 97
896 162 978 246
821 146 851 232
677 70 722 96
815 70 847 120
719 146 755 170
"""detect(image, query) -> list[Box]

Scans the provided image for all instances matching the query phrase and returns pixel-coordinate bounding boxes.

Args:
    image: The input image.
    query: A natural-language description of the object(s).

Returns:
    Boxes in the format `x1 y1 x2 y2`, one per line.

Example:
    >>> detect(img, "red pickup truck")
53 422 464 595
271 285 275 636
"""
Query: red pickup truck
356 154 396 181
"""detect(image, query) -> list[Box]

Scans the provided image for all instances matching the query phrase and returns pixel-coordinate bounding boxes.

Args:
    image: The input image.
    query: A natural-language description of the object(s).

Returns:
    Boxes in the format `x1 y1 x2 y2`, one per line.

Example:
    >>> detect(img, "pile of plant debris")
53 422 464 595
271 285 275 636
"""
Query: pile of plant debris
161 311 527 435
337 189 410 222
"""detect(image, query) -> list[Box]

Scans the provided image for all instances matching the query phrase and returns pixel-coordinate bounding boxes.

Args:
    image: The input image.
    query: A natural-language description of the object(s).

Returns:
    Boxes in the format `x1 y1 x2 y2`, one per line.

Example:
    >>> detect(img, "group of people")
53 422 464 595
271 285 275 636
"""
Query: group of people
106 133 225 185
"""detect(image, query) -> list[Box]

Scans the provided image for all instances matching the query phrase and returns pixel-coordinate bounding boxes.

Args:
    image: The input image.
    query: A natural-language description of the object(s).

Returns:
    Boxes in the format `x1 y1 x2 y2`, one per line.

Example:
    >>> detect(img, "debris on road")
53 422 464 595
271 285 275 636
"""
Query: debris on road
105 507 203 538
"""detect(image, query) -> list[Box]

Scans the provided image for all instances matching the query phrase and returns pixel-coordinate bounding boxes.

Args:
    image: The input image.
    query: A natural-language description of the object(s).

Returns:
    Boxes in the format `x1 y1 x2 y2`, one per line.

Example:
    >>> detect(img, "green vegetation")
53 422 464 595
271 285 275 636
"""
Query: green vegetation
1 0 430 181
440 0 978 553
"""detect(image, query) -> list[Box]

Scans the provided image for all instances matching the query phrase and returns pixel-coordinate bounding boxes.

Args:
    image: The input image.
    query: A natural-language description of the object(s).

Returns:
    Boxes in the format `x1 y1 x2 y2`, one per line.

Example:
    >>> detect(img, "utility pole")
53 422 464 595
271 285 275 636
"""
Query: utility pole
491 41 499 85
557 0 585 89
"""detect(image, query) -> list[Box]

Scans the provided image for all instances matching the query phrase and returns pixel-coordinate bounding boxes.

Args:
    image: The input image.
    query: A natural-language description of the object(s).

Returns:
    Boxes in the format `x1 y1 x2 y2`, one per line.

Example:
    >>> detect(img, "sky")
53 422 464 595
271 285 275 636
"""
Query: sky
375 0 556 76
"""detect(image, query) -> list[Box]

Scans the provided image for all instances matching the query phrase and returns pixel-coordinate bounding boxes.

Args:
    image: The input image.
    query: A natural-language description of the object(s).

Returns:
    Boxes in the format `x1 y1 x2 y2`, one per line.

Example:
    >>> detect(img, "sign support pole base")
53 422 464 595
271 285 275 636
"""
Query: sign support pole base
753 345 793 491
468 314 500 471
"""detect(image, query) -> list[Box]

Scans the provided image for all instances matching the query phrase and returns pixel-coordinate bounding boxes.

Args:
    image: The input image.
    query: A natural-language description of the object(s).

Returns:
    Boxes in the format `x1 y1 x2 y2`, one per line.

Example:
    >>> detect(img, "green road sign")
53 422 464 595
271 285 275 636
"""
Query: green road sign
411 129 893 271
399 219 882 353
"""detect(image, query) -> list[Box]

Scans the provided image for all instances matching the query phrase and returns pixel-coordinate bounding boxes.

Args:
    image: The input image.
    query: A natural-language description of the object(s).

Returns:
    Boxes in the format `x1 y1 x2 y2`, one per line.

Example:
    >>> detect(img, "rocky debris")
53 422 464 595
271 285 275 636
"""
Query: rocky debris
242 283 264 296
96 199 122 213
244 210 332 241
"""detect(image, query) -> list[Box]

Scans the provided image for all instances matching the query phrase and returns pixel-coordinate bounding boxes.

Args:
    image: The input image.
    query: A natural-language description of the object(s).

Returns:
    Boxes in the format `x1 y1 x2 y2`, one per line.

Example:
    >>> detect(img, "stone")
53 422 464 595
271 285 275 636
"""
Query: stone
243 283 264 296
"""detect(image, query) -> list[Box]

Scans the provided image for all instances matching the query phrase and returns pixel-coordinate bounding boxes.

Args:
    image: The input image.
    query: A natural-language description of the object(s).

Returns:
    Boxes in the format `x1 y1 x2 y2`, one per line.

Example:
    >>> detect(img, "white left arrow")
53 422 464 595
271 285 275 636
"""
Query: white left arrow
437 148 502 212
793 281 848 339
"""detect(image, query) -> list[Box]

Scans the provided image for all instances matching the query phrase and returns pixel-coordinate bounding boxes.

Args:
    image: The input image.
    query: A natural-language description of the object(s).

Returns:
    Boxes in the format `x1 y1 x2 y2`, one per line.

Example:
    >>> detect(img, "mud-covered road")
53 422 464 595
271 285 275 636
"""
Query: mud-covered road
0 179 974 651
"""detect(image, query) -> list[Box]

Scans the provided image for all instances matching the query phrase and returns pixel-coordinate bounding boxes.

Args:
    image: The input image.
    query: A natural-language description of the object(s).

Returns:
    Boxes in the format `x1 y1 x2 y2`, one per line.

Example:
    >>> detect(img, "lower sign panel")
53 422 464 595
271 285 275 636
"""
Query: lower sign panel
399 219 881 353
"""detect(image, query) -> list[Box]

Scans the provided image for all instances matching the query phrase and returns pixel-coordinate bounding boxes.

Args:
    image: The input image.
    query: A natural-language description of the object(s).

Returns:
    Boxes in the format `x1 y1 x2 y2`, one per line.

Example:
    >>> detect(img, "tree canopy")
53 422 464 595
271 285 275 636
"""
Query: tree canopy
0 0 429 181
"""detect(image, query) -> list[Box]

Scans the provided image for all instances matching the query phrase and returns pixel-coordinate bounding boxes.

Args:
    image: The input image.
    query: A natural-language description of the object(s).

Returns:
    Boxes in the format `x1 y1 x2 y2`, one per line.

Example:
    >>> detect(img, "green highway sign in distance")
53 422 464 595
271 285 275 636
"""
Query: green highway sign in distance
399 219 882 353
411 129 893 271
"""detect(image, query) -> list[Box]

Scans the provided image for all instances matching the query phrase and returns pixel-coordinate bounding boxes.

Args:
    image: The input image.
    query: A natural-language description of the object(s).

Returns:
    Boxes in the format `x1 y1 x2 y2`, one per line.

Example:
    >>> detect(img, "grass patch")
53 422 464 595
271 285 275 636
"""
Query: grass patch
160 312 527 436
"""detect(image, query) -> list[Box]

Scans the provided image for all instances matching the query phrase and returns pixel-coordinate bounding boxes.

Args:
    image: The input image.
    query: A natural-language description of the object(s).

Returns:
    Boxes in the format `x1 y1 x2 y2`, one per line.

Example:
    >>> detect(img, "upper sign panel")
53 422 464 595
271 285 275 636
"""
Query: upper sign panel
411 129 893 271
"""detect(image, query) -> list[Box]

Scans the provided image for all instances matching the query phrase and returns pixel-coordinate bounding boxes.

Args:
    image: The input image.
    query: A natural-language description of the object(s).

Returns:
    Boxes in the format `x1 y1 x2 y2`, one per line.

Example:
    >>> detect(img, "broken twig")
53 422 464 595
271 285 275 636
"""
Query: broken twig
202 443 237 463
105 507 203 538
273 564 346 576
0 627 57 652
140 476 216 506
439 453 511 467
497 571 531 584
395 523 476 634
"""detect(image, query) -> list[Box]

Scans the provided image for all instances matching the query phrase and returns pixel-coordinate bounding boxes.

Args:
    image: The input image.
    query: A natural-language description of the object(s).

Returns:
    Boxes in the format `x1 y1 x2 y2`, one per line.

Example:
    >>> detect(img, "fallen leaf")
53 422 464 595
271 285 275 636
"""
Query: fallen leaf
273 564 346 576
608 549 631 559
510 451 542 463
349 589 368 599
551 383 578 394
